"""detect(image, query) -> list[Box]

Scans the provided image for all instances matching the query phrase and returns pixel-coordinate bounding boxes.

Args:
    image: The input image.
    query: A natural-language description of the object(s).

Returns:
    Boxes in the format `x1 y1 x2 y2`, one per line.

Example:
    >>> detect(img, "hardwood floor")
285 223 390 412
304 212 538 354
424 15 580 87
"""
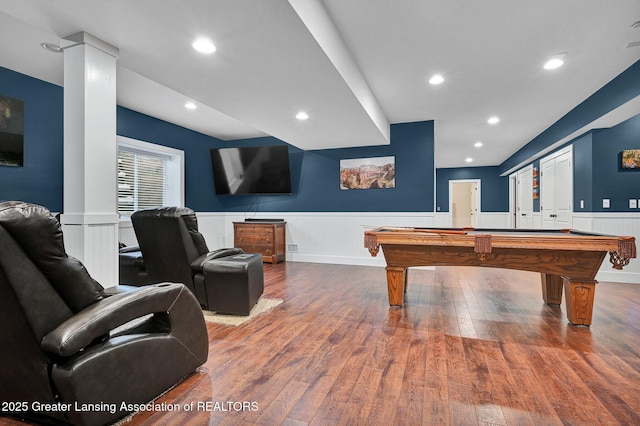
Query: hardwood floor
3 262 640 425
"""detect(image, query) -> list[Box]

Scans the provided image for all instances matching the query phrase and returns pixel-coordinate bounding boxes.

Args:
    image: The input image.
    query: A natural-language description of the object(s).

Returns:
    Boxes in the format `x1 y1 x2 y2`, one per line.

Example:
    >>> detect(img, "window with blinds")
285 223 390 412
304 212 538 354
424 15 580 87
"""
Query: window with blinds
117 149 169 213
117 136 184 216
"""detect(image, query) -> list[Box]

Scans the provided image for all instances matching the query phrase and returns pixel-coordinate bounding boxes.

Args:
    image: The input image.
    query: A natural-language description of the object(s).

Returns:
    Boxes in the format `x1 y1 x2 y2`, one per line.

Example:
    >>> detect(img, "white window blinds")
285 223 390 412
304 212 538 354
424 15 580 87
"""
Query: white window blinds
117 149 168 214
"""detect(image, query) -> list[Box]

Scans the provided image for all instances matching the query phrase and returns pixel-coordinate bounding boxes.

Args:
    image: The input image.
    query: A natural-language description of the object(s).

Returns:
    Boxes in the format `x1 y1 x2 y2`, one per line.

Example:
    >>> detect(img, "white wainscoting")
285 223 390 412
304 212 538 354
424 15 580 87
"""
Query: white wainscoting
573 213 640 284
210 212 436 267
476 212 511 228
192 213 228 250
118 219 137 247
64 222 119 288
433 212 450 227
433 212 511 228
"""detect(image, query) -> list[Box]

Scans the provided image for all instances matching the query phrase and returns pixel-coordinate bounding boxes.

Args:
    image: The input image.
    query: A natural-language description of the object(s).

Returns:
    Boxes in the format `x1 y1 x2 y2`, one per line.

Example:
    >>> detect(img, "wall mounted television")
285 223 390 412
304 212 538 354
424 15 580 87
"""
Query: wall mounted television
210 145 292 195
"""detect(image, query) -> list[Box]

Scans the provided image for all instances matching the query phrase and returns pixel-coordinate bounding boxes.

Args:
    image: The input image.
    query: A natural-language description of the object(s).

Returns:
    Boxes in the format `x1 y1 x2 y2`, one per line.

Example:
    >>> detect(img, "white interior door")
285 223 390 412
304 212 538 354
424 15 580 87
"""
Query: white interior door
554 151 572 228
469 181 478 227
516 167 533 228
541 157 556 228
509 173 519 228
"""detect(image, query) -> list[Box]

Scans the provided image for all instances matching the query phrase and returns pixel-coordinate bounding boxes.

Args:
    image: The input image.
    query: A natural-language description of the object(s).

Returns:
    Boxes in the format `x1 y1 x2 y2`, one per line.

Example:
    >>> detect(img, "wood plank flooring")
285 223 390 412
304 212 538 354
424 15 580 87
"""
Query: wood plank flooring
3 262 640 425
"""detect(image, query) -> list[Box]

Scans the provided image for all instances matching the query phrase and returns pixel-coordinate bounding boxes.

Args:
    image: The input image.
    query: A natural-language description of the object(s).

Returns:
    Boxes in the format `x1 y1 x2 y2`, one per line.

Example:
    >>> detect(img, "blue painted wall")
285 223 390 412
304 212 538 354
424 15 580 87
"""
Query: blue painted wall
436 166 509 213
573 132 595 212
206 120 435 212
0 67 63 211
592 114 640 212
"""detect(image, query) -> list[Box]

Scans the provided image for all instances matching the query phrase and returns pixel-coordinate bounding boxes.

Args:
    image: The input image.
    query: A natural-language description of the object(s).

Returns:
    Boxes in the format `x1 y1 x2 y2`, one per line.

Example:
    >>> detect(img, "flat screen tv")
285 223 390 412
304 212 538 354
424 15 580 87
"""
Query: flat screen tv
210 145 292 195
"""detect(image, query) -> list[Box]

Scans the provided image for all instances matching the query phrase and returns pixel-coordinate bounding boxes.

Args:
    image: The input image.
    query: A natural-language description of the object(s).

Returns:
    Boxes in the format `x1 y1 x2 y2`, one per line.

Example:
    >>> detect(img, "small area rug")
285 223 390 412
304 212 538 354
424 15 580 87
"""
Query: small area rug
202 297 283 326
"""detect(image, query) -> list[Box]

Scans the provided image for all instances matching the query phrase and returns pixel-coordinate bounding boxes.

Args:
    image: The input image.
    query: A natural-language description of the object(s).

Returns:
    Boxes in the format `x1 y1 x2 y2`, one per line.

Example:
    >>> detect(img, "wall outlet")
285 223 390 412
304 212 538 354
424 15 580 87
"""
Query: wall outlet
630 199 638 209
602 199 610 208
580 200 584 209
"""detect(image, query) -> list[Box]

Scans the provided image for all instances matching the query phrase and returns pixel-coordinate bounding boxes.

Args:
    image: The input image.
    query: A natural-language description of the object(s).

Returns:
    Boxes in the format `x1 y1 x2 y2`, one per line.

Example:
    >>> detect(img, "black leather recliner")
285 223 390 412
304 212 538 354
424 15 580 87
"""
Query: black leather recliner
0 201 209 426
120 207 264 314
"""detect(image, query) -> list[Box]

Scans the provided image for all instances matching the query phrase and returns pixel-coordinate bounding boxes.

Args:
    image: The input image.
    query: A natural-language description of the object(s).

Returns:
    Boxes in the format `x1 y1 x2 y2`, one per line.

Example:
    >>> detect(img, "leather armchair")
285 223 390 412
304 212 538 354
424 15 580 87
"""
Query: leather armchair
118 243 148 285
0 202 208 426
123 207 263 312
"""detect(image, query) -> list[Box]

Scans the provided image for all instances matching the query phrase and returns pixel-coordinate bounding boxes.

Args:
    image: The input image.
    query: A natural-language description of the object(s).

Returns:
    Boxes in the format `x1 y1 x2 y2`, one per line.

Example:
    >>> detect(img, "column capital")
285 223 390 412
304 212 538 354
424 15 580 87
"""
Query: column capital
61 32 119 58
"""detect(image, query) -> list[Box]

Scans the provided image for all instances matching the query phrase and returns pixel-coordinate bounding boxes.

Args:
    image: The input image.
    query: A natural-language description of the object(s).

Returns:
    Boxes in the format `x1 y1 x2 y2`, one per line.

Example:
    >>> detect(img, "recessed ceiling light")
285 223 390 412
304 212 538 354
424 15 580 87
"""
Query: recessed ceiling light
465 157 473 163
192 37 216 54
543 53 566 70
474 141 483 148
185 102 197 110
40 42 63 53
487 116 500 125
428 74 444 85
296 111 309 120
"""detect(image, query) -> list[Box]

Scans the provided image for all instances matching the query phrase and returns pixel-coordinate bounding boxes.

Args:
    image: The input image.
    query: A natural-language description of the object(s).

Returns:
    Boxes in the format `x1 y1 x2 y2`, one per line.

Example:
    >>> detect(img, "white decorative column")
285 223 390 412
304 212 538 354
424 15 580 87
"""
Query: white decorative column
60 32 119 287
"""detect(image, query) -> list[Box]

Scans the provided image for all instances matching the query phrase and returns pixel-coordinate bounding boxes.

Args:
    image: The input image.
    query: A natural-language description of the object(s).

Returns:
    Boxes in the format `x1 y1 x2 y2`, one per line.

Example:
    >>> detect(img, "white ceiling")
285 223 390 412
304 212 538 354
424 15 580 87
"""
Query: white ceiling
1 0 639 168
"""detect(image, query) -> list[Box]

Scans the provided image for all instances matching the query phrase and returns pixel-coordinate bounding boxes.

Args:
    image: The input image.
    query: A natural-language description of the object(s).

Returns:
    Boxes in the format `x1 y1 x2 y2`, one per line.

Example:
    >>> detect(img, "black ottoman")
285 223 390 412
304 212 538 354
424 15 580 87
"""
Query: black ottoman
200 253 264 315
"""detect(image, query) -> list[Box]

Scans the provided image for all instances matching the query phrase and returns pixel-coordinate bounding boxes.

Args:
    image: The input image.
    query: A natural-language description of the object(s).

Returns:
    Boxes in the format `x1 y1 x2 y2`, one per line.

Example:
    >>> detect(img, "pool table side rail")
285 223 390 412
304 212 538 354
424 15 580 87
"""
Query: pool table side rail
365 228 634 252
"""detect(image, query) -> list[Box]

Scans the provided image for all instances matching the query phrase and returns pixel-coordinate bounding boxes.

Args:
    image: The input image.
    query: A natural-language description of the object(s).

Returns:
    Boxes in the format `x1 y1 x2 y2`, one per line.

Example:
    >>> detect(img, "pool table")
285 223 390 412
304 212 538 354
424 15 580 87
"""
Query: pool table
364 227 636 325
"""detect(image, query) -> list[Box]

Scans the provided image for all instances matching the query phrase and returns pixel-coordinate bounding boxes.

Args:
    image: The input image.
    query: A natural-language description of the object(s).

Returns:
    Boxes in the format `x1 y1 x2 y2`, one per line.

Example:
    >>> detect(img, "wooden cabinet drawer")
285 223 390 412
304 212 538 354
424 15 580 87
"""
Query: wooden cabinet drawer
234 225 274 235
239 244 274 255
235 234 274 246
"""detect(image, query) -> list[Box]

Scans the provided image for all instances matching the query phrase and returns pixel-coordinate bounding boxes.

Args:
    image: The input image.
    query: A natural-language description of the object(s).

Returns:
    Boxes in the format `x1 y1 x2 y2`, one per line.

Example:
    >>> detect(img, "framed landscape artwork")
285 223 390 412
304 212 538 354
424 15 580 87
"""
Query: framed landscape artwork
0 94 24 167
621 149 640 170
340 156 395 190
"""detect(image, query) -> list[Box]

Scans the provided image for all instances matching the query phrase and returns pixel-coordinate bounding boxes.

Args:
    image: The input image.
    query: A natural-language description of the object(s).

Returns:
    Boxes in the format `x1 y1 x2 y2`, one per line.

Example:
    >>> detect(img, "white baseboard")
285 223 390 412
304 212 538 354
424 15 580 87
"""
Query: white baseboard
597 270 640 284
287 253 387 267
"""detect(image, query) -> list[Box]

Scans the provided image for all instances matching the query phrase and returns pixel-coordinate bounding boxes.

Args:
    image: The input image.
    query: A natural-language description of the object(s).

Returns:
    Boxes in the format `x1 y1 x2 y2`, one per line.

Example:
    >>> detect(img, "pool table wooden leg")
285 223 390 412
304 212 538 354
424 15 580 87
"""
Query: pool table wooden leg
386 266 407 307
541 273 563 305
563 277 596 326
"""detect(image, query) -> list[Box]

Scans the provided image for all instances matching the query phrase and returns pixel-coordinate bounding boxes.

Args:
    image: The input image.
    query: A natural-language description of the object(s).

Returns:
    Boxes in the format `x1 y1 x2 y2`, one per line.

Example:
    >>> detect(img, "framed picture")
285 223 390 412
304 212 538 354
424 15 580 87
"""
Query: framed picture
0 94 24 167
340 156 395 190
621 149 640 170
